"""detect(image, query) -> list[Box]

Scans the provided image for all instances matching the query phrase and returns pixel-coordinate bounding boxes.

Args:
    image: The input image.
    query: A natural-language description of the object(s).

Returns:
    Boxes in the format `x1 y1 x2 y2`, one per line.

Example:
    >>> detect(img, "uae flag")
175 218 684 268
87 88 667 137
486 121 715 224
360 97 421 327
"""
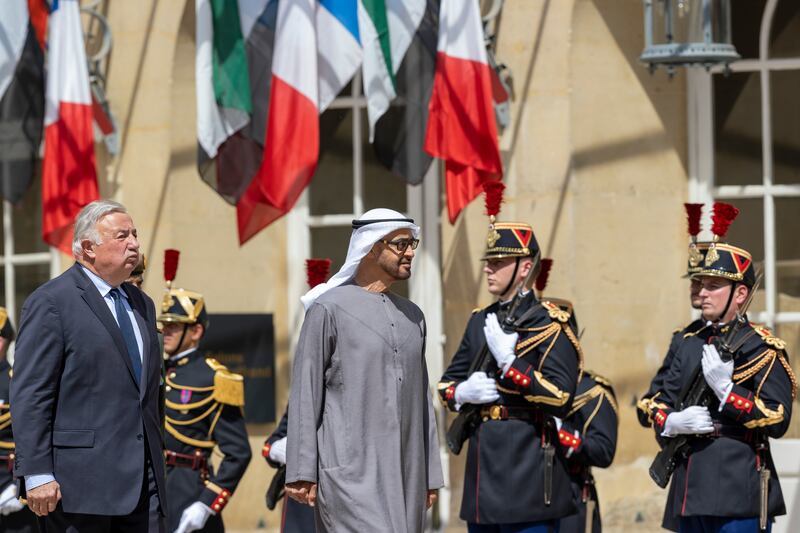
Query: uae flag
0 0 46 205
41 0 99 254
371 0 438 185
424 0 502 223
237 0 362 243
358 0 425 141
198 0 362 243
196 0 274 205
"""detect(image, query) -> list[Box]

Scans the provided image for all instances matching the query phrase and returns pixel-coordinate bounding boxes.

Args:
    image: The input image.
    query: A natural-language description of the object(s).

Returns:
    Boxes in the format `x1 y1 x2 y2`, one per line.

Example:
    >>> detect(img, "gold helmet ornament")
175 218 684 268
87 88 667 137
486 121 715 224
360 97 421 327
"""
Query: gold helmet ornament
157 249 209 329
691 202 756 289
480 181 540 261
684 203 708 276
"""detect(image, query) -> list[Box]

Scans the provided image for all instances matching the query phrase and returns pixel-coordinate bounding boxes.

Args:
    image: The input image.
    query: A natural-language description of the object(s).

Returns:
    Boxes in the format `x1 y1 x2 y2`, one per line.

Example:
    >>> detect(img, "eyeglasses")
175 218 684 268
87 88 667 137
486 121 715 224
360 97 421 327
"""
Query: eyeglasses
380 238 419 252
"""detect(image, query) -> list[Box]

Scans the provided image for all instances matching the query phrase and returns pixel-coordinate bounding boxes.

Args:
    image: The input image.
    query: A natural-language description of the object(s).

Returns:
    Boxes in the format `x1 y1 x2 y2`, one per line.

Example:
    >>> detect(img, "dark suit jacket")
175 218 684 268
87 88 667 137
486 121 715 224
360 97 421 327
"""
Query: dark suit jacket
10 263 166 515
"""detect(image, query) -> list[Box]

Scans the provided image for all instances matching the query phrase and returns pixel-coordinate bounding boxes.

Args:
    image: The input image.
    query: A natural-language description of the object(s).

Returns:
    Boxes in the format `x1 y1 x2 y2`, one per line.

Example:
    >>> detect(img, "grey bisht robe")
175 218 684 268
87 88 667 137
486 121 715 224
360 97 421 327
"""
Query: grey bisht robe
286 284 445 533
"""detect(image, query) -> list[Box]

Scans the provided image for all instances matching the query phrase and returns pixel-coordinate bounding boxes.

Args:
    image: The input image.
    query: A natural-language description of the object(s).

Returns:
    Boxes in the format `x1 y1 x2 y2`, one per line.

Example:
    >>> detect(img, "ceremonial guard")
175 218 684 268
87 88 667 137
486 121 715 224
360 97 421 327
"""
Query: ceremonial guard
534 266 619 533
636 204 706 429
0 310 37 531
262 260 327 533
557 368 617 533
651 204 796 532
263 410 315 533
438 184 582 532
159 252 251 533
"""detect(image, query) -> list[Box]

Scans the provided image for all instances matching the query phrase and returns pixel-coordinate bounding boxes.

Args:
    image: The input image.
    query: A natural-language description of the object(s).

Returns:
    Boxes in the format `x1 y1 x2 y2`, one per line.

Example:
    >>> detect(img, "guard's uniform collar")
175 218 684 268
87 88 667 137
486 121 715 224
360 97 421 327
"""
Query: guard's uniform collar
168 348 201 368
499 289 532 307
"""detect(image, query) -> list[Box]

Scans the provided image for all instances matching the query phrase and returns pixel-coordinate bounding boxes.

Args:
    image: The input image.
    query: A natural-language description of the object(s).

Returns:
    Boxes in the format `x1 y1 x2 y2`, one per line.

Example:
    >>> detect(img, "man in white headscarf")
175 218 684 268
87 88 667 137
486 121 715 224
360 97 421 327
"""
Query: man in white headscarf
285 208 444 533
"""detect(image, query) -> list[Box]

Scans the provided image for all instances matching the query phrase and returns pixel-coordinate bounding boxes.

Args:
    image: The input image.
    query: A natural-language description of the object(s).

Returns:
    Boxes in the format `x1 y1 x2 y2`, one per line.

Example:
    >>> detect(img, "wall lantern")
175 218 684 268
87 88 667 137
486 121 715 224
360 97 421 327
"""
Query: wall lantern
640 0 740 74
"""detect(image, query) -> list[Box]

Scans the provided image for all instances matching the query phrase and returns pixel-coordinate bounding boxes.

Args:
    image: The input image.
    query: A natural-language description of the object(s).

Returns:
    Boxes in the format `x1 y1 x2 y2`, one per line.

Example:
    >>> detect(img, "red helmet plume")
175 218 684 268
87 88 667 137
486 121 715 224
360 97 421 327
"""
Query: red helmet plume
684 203 703 239
306 259 332 289
163 249 180 285
711 202 739 239
535 258 553 293
483 180 505 219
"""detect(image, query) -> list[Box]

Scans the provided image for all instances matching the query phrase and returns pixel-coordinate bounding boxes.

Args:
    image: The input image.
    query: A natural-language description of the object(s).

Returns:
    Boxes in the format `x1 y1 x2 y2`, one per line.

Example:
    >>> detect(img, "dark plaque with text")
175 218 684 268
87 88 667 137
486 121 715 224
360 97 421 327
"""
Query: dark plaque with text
199 313 275 423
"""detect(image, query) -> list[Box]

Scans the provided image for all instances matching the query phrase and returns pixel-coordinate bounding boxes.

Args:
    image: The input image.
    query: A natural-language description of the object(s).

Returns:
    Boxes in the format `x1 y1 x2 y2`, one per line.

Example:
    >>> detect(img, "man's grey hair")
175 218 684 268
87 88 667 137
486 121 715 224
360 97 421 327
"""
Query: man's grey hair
72 200 128 258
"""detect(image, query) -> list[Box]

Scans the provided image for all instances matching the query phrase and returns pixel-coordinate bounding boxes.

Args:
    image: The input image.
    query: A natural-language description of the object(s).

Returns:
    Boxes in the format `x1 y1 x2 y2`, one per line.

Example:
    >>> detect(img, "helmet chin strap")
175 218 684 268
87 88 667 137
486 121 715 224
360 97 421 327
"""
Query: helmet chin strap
714 282 738 324
501 257 521 300
167 324 190 356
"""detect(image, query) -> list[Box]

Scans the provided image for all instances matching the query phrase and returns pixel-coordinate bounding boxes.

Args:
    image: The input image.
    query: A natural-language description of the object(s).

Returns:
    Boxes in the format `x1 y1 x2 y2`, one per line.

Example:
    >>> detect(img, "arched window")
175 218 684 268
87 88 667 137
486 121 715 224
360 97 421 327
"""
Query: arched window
1 176 61 339
689 0 800 352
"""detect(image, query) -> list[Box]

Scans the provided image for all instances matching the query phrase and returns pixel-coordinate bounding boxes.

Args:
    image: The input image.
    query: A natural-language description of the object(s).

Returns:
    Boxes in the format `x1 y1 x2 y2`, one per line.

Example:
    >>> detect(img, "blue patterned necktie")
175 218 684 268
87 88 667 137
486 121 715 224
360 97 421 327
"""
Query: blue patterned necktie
110 288 142 385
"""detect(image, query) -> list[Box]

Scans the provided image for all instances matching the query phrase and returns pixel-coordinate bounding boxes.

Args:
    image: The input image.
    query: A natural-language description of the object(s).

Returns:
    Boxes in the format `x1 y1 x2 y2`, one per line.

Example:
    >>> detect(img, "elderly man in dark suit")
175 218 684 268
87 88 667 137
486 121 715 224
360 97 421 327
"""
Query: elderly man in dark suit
10 200 166 532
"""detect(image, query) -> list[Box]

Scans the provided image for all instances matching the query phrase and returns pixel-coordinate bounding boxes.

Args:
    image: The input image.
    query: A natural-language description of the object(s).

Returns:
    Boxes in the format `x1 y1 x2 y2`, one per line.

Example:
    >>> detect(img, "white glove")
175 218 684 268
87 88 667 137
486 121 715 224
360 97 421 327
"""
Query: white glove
269 436 287 465
662 406 714 437
0 483 23 516
454 372 500 406
174 501 215 533
701 344 734 404
483 313 518 371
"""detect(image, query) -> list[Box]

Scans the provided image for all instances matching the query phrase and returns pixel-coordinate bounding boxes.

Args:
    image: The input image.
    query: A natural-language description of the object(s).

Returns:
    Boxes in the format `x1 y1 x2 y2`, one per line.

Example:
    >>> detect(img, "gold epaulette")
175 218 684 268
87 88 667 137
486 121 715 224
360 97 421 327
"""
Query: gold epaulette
541 300 570 324
0 308 7 331
584 369 613 389
472 307 482 314
733 347 797 402
751 324 787 350
206 358 245 407
567 381 619 430
515 302 584 381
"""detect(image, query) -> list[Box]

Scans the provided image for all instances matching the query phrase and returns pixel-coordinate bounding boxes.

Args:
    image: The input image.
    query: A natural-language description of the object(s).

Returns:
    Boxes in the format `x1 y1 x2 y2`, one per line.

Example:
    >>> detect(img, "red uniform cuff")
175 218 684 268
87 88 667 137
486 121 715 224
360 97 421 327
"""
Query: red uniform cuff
726 391 754 413
210 488 231 513
654 409 668 428
558 429 581 450
504 366 530 387
444 385 456 402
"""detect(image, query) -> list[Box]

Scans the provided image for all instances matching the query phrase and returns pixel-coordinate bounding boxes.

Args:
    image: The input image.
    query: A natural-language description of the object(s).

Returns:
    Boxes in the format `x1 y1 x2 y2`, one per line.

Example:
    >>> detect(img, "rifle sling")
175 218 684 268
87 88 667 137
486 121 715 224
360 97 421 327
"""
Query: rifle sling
728 327 757 355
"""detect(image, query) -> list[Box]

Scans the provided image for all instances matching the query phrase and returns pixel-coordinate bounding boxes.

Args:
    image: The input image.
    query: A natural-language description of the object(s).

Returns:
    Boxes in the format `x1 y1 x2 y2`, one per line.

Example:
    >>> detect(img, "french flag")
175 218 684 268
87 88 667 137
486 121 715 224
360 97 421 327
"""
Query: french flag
424 0 502 224
237 0 361 244
42 0 99 254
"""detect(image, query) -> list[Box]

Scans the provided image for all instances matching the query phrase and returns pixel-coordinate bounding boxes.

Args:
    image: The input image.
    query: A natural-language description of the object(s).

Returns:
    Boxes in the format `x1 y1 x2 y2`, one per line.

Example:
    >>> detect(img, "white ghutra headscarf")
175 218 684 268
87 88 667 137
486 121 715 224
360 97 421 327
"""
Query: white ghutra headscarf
300 208 420 310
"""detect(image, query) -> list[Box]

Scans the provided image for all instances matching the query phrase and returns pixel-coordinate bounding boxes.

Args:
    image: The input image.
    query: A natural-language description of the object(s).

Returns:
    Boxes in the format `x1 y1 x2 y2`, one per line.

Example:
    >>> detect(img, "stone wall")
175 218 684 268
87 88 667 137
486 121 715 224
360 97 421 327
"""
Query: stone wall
90 0 706 530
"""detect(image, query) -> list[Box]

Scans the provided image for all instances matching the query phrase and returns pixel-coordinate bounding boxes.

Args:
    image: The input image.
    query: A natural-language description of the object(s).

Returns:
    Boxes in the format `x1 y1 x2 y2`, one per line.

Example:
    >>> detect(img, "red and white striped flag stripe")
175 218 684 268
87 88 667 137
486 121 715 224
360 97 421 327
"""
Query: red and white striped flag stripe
424 0 502 223
42 0 99 254
236 0 320 244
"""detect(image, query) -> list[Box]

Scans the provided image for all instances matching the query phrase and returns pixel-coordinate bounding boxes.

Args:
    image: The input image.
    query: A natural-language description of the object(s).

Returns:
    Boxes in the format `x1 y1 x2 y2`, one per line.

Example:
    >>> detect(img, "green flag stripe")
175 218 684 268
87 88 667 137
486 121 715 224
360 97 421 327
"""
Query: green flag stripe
362 0 395 89
210 0 252 114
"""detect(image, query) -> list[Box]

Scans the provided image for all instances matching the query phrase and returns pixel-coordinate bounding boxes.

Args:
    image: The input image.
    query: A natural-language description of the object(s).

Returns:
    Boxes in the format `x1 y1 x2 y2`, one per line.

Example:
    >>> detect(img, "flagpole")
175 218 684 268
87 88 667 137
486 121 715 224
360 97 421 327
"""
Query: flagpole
2 199 15 343
352 70 364 217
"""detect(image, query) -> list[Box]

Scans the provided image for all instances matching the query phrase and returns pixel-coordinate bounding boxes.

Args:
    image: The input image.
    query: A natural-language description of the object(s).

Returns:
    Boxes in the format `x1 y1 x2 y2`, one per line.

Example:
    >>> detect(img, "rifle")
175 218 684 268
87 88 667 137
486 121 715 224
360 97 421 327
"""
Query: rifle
265 465 286 510
649 269 763 488
446 253 540 455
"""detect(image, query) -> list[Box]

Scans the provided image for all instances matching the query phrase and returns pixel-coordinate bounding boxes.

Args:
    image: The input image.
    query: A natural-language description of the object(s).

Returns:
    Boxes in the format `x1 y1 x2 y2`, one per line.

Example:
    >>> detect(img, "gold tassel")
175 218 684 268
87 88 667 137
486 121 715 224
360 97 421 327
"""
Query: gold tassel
209 362 245 407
